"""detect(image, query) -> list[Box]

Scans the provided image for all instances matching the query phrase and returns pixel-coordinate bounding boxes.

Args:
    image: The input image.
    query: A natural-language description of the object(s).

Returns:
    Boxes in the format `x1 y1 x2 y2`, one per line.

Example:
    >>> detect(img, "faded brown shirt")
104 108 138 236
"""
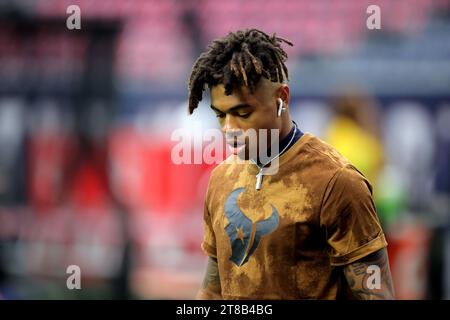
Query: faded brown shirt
201 132 387 299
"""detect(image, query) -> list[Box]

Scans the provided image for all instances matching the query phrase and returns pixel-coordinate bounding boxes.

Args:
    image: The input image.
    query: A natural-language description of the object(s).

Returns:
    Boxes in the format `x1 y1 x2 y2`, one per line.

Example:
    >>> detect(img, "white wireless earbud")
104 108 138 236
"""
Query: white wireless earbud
277 98 286 117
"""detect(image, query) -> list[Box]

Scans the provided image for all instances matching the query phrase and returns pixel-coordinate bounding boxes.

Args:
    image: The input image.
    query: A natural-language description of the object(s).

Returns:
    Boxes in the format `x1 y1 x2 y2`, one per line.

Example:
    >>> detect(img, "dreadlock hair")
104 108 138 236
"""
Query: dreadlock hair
187 28 293 114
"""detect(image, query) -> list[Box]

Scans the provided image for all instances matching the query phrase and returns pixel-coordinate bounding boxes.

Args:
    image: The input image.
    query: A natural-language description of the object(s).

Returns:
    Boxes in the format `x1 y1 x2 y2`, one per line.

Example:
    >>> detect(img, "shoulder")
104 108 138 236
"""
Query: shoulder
296 133 373 203
301 133 352 171
325 164 373 202
297 133 359 185
204 155 241 203
208 154 239 184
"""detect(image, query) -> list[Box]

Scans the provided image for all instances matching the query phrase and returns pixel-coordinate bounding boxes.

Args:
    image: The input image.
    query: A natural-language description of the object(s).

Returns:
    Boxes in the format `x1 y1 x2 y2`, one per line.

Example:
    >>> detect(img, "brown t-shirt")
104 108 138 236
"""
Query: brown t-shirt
201 132 387 299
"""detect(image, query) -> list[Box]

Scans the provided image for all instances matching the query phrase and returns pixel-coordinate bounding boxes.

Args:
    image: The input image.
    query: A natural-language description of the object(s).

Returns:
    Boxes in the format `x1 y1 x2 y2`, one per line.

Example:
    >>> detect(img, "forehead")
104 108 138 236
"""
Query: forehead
210 79 278 110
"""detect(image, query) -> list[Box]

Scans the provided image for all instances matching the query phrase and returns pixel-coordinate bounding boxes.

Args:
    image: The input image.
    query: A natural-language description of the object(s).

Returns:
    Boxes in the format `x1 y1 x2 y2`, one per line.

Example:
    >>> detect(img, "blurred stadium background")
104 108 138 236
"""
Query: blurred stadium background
0 0 449 299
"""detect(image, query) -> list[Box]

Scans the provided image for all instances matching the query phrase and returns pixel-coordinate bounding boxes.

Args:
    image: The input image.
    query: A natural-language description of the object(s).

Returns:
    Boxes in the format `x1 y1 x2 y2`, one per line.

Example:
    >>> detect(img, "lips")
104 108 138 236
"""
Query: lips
226 140 244 147
226 140 246 155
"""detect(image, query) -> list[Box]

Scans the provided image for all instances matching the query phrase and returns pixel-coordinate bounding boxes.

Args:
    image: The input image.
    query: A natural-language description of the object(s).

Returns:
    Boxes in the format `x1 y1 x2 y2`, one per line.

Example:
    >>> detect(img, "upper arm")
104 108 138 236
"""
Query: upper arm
197 172 221 299
201 176 217 258
321 166 394 299
196 257 222 300
343 247 395 300
321 165 387 266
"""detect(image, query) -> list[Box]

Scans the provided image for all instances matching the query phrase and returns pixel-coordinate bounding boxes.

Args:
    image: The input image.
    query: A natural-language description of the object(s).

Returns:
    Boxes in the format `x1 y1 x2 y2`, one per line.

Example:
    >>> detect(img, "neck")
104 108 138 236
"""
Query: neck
252 120 297 167
278 116 293 141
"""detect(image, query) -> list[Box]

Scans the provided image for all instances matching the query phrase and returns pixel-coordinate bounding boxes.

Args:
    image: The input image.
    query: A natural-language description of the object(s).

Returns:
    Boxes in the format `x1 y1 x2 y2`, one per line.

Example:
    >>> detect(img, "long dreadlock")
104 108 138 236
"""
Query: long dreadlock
187 29 293 114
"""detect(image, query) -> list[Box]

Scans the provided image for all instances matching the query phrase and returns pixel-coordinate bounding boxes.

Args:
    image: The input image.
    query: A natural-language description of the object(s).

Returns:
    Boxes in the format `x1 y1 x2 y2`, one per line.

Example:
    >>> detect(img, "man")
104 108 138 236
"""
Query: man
187 29 394 299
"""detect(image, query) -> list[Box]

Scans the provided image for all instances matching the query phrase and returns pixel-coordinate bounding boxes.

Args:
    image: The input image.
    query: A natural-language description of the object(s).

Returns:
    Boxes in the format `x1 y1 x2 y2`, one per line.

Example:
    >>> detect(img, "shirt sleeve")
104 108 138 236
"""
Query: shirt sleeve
320 164 387 266
201 180 217 259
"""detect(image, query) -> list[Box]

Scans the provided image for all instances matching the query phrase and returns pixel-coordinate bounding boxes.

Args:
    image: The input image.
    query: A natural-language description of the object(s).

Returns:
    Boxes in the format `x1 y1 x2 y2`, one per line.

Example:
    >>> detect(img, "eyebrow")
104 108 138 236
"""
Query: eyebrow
210 103 252 113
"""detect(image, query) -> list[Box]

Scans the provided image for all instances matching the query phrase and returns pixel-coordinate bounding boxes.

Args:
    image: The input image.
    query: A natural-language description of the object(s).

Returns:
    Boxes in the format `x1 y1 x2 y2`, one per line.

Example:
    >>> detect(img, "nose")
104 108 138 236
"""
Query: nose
222 116 244 142
222 114 240 133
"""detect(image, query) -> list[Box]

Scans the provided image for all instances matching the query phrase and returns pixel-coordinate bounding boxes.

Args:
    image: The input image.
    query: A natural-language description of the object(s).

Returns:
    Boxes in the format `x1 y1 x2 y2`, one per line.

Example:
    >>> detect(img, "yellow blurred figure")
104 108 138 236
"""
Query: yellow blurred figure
325 91 384 184
326 116 383 183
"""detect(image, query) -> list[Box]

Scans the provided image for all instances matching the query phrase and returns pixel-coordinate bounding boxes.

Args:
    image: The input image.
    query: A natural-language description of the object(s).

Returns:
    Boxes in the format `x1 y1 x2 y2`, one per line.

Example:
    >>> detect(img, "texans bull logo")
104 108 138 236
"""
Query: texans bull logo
224 187 279 266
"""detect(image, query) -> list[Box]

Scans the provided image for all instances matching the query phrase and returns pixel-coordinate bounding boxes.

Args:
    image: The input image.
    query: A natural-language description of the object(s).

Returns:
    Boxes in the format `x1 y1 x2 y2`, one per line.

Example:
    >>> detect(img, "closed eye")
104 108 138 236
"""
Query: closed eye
236 112 251 119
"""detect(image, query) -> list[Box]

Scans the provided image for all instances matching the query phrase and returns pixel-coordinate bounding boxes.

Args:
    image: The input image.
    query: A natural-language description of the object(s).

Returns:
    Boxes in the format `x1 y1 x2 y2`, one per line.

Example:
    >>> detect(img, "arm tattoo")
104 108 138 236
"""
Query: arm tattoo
199 257 221 298
343 248 395 300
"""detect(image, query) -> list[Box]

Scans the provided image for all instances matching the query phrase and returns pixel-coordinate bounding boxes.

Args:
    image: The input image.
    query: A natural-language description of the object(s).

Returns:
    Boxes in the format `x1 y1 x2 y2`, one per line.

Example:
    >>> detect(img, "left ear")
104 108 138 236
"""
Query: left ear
277 84 290 109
